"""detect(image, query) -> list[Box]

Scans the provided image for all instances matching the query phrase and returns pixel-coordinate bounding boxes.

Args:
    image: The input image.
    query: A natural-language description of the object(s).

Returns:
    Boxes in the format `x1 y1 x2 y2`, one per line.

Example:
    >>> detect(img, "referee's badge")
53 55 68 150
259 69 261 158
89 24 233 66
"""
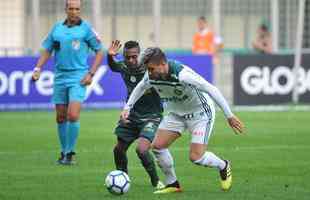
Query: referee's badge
130 76 136 83
72 40 80 50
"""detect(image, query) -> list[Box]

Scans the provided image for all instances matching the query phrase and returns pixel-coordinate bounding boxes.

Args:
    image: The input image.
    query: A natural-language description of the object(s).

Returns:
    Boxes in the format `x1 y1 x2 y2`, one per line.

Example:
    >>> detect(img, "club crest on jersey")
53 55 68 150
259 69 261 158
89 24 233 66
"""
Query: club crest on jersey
174 89 183 95
72 40 80 50
130 76 136 83
174 86 184 96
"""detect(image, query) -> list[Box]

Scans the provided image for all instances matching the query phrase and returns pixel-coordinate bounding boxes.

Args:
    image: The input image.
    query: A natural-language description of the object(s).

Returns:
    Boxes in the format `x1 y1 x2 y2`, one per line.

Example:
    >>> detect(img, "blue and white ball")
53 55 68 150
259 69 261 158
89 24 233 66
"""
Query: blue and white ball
105 170 131 195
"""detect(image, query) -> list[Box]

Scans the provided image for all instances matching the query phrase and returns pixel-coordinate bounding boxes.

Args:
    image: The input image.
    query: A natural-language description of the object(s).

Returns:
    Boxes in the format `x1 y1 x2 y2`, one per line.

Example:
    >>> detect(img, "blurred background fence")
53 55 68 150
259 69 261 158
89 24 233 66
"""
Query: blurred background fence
1 0 309 54
0 0 309 105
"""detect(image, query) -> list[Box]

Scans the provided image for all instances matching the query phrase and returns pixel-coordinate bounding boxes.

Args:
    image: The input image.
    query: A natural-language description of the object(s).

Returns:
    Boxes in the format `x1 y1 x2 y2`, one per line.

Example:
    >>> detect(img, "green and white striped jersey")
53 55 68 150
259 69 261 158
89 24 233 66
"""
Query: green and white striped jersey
125 60 233 118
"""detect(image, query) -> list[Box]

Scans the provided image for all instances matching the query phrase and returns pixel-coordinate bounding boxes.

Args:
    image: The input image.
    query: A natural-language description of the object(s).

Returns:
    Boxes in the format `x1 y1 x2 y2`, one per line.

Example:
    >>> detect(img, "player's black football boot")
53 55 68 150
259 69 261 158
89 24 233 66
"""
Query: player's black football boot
62 152 76 165
57 152 65 164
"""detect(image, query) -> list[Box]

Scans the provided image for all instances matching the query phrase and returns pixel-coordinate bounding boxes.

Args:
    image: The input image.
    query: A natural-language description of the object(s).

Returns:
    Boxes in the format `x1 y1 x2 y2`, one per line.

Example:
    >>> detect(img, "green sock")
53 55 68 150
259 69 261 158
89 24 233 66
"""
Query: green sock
137 151 159 186
113 147 128 173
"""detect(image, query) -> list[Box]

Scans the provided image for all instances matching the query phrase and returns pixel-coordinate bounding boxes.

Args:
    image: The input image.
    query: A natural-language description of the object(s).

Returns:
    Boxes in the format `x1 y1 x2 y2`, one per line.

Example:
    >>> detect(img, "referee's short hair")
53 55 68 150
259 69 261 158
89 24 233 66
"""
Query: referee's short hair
65 0 82 8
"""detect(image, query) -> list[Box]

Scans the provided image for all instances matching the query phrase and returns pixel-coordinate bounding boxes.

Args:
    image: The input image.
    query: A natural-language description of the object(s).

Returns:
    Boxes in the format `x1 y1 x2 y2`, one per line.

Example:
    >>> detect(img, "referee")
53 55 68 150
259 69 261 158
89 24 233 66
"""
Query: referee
32 0 103 165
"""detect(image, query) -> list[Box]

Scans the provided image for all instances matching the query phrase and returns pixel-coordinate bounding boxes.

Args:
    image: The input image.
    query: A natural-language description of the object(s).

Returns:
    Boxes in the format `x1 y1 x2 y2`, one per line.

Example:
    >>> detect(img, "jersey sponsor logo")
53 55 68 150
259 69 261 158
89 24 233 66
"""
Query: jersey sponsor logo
161 95 189 103
240 66 310 95
150 80 182 87
192 130 205 137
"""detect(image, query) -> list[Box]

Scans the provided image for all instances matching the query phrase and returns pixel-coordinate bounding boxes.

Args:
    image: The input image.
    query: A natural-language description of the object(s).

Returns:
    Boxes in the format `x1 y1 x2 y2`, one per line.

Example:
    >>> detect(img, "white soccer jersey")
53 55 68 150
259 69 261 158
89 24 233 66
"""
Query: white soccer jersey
124 60 233 118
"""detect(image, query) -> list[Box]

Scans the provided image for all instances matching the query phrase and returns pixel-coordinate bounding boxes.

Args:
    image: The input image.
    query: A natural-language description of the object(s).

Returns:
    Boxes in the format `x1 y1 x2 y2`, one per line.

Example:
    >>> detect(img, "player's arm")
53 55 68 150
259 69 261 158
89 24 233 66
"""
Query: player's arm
32 49 52 81
32 24 57 82
179 67 244 134
90 50 104 75
107 40 123 72
81 26 104 85
81 49 104 85
121 73 152 121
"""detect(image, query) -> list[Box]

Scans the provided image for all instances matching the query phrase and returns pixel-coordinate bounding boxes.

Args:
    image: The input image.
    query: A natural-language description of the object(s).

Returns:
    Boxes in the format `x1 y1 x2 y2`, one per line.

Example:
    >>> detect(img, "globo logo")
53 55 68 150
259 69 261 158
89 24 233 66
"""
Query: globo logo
240 66 310 95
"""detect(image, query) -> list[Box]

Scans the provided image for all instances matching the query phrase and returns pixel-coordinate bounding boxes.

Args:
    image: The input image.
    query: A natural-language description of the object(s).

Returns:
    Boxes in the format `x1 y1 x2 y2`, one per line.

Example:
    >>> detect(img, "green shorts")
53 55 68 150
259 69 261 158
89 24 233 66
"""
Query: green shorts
114 118 161 143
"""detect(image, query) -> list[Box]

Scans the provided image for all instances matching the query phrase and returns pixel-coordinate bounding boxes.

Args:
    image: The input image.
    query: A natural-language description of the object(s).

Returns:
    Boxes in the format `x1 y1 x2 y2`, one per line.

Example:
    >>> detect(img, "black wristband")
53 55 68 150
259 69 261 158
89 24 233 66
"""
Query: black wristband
88 71 95 77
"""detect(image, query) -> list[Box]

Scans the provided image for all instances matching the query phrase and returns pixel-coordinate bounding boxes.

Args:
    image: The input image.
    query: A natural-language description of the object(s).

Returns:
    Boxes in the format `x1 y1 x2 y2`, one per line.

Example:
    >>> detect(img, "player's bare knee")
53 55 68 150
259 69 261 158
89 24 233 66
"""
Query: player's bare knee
67 112 79 122
151 138 167 150
189 152 204 163
151 143 165 151
136 144 149 155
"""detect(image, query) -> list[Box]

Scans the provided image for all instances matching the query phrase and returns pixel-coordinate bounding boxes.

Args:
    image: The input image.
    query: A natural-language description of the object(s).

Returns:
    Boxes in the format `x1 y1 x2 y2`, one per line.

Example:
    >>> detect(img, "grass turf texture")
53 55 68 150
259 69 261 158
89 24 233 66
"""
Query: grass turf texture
0 110 309 200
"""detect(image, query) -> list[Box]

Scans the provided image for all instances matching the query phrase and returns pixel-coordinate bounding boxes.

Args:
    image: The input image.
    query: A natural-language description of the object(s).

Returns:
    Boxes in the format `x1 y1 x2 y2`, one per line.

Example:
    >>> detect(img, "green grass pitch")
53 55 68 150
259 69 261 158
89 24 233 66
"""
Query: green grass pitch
0 110 309 200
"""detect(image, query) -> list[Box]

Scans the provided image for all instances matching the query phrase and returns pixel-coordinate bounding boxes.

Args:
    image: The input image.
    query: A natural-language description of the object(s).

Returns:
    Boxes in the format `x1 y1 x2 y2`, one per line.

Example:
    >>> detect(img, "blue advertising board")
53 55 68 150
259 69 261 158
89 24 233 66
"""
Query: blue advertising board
0 54 213 110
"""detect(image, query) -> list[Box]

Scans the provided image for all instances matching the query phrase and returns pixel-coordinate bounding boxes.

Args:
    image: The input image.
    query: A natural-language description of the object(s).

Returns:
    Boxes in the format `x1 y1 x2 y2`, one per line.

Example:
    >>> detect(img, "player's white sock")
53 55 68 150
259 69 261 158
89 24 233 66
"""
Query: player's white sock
193 151 226 170
152 148 177 185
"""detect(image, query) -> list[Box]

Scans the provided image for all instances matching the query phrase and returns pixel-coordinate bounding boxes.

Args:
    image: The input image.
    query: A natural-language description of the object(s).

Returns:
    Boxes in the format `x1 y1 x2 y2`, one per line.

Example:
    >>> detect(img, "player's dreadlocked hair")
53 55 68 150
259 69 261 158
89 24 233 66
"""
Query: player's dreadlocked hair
123 41 140 53
139 47 167 66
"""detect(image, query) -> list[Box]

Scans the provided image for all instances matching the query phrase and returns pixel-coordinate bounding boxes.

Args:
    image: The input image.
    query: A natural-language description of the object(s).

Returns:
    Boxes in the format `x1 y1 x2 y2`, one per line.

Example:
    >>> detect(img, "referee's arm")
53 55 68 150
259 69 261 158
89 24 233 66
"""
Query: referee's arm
32 49 51 81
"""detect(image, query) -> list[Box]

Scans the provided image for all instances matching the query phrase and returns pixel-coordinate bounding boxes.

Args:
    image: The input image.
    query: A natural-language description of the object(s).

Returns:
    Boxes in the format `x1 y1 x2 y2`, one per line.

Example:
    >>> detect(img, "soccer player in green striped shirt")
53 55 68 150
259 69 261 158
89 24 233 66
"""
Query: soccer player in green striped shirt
107 40 165 189
121 47 244 193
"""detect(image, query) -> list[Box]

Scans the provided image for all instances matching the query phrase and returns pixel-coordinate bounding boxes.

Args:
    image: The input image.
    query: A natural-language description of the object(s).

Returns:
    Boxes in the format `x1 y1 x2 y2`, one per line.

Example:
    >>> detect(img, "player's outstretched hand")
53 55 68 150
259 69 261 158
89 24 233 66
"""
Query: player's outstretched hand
108 40 122 56
120 109 130 123
227 116 244 135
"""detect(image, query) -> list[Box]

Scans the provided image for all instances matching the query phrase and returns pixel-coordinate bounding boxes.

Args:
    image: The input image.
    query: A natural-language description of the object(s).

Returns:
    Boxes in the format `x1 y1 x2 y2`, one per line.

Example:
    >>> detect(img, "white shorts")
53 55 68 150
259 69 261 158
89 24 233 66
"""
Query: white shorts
158 107 215 144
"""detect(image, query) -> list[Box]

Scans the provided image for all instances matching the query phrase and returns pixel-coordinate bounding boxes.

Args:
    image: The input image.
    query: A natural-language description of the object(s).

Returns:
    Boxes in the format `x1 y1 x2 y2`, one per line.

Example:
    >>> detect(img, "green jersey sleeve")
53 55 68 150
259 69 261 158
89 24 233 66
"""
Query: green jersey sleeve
107 54 125 72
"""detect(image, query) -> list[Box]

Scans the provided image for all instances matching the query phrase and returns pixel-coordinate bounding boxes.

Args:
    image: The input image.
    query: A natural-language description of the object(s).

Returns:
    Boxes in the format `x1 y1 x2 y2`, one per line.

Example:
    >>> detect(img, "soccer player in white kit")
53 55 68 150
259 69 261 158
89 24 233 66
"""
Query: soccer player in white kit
121 47 244 194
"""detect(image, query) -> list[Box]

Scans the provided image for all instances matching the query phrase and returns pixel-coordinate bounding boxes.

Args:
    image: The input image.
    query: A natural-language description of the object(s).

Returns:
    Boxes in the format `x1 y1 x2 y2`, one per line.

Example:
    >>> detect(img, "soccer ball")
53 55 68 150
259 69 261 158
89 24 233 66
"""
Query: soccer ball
105 170 131 195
